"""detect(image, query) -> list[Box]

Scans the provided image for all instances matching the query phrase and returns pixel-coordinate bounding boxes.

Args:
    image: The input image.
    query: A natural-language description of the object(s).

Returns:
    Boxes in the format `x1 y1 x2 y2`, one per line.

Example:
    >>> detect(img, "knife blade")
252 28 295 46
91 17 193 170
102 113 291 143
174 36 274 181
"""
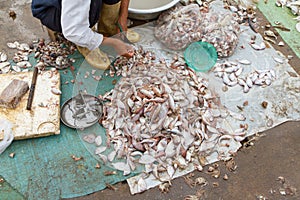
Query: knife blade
116 22 134 45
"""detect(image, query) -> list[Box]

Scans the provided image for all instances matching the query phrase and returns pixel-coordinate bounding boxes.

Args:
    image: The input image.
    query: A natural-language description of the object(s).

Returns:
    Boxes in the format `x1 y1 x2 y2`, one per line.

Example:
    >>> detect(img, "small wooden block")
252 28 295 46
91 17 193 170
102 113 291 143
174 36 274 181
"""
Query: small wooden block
0 79 29 109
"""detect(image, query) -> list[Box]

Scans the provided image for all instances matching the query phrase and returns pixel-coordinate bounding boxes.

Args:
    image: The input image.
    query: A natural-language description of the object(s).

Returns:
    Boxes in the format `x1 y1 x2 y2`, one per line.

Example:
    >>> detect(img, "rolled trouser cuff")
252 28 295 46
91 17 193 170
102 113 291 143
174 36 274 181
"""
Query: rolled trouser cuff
103 0 120 5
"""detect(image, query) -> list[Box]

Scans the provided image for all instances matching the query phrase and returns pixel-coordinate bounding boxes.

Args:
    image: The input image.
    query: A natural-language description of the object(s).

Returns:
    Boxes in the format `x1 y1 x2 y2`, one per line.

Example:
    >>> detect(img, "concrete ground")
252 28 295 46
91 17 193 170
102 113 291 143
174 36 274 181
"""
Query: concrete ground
0 1 299 200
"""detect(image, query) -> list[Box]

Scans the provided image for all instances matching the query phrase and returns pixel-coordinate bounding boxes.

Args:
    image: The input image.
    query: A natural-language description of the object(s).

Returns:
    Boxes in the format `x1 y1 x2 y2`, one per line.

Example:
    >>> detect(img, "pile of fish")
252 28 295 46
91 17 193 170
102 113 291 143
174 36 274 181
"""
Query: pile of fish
89 48 248 183
0 35 76 74
154 4 203 50
198 11 241 57
223 0 258 25
154 4 240 57
0 42 32 73
33 37 76 70
212 60 277 93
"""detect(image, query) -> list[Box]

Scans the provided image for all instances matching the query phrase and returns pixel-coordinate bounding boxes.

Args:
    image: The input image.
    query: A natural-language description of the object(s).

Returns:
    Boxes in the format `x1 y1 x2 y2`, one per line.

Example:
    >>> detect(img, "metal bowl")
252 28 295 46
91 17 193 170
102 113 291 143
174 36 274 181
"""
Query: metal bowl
128 0 180 20
60 94 103 129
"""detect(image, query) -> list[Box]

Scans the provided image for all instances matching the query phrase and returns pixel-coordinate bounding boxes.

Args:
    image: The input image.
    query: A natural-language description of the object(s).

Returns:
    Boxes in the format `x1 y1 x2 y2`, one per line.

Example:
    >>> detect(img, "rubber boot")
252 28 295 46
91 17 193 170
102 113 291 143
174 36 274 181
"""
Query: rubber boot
77 46 110 70
98 2 121 37
98 3 140 43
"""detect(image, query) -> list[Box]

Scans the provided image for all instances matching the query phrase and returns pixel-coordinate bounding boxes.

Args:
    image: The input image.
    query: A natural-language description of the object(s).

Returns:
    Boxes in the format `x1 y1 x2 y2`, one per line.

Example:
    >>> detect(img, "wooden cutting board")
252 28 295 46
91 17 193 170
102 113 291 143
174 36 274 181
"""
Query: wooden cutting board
0 69 61 140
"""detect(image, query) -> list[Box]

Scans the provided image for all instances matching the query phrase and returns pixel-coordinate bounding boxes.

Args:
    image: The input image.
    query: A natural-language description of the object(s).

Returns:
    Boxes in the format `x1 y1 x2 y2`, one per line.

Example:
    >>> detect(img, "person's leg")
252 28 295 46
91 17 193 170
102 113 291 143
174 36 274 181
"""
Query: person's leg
97 0 140 43
98 0 121 37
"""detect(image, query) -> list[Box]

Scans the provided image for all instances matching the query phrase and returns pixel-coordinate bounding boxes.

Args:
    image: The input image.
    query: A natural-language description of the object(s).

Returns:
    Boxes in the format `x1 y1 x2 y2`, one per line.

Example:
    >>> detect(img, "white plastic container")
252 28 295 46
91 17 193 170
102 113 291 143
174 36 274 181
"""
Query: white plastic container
128 0 180 20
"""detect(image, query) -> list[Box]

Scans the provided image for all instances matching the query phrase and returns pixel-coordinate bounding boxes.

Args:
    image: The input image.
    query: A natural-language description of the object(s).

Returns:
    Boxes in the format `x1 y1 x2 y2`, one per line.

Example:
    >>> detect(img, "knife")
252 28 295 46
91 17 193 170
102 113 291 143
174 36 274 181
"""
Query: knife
26 67 38 110
116 22 134 45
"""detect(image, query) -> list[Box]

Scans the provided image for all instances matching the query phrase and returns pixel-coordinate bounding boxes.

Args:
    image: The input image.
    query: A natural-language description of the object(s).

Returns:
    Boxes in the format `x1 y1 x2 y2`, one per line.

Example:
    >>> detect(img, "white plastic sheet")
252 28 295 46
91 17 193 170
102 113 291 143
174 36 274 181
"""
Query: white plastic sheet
126 1 300 194
0 119 14 154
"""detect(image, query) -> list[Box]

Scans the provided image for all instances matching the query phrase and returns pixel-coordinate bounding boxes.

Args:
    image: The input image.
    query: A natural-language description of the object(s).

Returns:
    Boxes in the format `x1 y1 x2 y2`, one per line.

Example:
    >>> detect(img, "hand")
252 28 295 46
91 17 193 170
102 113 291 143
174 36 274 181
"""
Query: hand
117 16 128 33
102 37 134 58
114 39 134 58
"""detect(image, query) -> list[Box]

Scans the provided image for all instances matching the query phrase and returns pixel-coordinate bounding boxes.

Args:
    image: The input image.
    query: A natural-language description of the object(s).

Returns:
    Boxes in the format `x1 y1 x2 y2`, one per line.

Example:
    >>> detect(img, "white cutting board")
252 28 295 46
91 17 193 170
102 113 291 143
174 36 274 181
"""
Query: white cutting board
0 69 60 140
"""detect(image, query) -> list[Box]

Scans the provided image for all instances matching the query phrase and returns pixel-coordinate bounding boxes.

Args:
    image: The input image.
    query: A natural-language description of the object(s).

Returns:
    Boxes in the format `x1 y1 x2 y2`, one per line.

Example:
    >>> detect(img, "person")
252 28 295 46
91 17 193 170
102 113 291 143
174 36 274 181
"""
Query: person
31 0 137 69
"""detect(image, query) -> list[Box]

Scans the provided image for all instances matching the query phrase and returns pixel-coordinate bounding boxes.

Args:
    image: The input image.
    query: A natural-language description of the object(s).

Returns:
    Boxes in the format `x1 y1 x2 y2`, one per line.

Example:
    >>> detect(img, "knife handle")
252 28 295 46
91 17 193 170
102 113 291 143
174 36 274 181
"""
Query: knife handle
26 67 38 110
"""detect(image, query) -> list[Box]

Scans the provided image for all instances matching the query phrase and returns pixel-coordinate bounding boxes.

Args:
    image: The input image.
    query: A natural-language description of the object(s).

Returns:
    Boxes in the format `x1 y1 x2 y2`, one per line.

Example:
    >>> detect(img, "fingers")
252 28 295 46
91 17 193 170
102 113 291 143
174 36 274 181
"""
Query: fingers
121 45 134 58
105 37 133 58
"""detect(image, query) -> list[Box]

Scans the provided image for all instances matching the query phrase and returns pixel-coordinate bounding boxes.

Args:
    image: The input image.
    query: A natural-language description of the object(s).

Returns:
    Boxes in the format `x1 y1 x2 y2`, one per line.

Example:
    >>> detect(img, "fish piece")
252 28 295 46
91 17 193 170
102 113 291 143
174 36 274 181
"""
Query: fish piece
0 52 8 62
234 67 243 76
264 30 277 39
246 77 253 88
238 59 251 65
0 62 11 69
278 41 284 46
243 84 250 93
82 134 96 144
7 42 17 49
12 65 21 72
16 61 32 68
168 94 175 112
94 136 102 146
250 42 266 50
137 178 147 193
265 78 272 86
228 109 246 121
269 69 276 79
127 98 134 108
112 162 131 175
51 88 62 95
167 165 175 178
250 73 258 82
224 66 238 73
222 73 231 85
254 78 264 85
17 43 30 51
264 36 276 44
140 89 154 99
273 56 284 64
237 78 246 86
95 146 107 155
139 154 156 164
165 140 176 158
108 150 117 162
296 22 300 33
234 135 245 142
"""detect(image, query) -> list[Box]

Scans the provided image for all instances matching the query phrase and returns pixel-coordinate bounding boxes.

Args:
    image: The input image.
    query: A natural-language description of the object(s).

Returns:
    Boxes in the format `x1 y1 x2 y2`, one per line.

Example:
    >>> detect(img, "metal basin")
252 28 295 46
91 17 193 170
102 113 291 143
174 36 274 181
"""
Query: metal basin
128 0 180 20
60 94 103 129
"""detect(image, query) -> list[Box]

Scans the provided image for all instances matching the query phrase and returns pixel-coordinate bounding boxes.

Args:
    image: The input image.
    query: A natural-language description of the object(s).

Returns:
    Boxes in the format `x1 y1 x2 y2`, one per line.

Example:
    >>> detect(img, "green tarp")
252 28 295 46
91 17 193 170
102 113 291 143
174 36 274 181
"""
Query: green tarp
0 51 138 200
257 0 300 59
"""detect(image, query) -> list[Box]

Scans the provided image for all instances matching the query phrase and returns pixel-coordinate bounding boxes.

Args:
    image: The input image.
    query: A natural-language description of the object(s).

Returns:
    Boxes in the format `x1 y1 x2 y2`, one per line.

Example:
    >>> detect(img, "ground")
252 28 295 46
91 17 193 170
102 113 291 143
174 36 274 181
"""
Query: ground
0 1 299 200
